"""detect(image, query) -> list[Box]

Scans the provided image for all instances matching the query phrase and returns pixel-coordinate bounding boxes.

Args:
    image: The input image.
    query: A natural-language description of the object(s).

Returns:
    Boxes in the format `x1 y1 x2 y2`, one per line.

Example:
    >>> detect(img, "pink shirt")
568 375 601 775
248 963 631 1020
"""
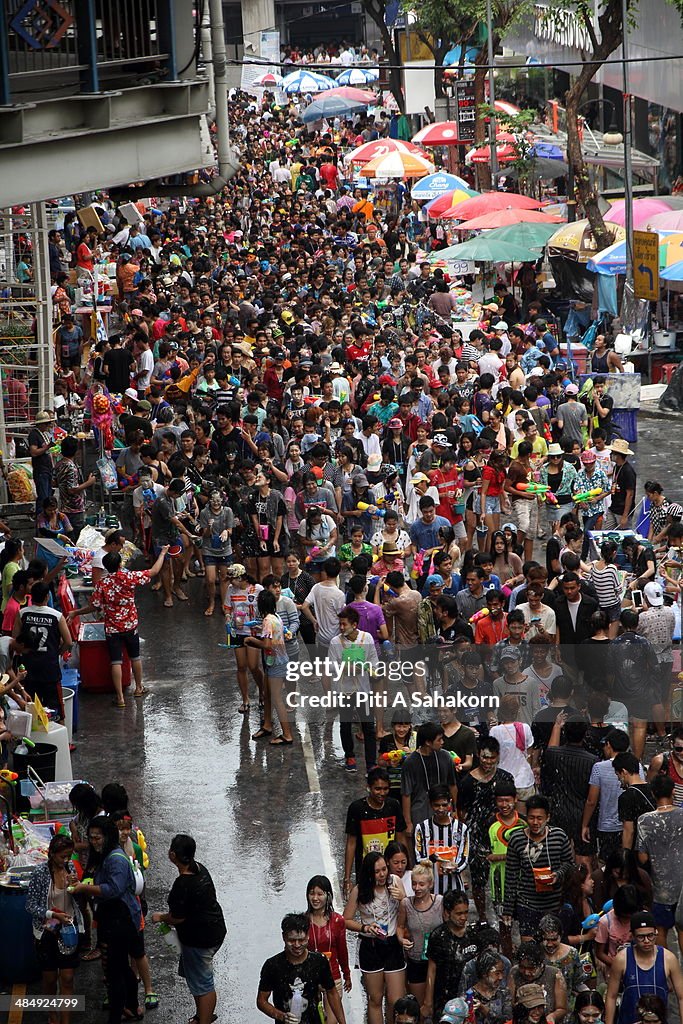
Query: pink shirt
595 910 631 958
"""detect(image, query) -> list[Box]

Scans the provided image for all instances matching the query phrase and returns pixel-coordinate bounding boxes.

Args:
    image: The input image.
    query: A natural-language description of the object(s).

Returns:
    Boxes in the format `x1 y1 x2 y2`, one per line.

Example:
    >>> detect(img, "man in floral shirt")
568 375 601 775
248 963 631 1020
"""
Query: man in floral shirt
69 546 167 707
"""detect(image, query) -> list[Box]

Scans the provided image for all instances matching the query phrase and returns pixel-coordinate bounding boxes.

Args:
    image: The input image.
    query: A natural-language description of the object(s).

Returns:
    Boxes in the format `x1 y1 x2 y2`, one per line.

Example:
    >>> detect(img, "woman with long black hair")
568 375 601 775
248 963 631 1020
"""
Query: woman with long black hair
26 833 84 1024
69 817 144 1023
305 874 351 1024
344 851 406 1024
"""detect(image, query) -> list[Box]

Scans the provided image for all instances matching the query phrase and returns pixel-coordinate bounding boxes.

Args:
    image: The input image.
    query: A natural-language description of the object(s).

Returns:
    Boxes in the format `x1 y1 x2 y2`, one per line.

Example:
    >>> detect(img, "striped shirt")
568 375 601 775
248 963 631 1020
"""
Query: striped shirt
502 826 573 916
589 563 622 609
414 816 469 896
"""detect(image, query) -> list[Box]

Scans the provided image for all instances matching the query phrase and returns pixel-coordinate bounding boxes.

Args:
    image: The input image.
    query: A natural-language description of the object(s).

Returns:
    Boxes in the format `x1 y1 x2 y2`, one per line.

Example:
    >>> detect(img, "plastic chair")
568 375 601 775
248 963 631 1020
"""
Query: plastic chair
660 363 677 384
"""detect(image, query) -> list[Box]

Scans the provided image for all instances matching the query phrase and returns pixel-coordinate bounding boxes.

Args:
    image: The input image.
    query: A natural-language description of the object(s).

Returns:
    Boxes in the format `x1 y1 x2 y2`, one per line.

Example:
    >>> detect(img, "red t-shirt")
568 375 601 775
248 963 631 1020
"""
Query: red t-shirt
481 464 506 498
429 467 461 523
76 242 94 271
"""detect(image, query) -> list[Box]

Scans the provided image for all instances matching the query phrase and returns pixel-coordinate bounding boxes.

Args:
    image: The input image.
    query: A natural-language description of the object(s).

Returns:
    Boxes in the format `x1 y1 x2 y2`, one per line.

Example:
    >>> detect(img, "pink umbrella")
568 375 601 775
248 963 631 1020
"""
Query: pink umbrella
447 192 543 220
412 121 464 146
605 197 675 228
450 208 564 229
641 210 683 232
494 100 521 117
315 86 376 104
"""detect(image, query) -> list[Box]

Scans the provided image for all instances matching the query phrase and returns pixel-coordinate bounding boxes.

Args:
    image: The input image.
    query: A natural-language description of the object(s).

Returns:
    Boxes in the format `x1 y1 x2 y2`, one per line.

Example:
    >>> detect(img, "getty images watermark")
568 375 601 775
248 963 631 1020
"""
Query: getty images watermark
284 655 501 713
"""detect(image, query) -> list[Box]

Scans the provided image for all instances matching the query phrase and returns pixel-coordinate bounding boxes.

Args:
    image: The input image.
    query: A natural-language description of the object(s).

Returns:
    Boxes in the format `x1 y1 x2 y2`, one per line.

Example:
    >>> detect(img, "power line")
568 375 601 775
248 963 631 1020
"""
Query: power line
230 53 683 71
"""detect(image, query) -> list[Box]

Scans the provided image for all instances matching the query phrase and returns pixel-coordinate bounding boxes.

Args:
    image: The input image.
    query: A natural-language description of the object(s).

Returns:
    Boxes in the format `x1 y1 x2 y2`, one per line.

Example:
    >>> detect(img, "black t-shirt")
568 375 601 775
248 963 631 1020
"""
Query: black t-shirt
119 414 154 442
531 704 579 758
594 392 614 432
258 951 334 1023
28 427 52 473
618 784 655 828
610 461 637 516
104 347 134 393
344 797 406 878
167 862 226 949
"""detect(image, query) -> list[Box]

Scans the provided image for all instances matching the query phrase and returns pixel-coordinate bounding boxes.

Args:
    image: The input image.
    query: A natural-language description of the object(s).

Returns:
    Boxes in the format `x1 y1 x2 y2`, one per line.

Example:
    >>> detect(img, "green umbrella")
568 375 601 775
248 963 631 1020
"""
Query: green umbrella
428 237 539 263
480 222 560 250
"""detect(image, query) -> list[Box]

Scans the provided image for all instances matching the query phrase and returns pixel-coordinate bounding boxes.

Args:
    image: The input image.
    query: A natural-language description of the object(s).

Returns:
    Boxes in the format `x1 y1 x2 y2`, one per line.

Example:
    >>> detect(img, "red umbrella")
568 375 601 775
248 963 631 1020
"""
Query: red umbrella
347 138 431 164
412 121 464 146
315 86 376 104
469 143 518 164
450 208 565 229
426 188 480 220
444 192 542 220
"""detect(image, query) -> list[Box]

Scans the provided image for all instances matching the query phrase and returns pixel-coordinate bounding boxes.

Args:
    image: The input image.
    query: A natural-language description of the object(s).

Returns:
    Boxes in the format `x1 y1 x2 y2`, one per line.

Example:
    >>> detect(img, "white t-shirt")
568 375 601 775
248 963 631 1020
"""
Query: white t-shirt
137 349 154 389
489 722 534 788
327 628 378 693
305 582 346 645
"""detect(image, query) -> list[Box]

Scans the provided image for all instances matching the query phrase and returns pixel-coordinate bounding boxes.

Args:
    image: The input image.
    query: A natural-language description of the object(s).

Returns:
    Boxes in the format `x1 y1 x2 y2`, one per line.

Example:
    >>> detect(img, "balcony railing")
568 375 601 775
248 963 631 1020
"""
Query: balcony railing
1 0 178 105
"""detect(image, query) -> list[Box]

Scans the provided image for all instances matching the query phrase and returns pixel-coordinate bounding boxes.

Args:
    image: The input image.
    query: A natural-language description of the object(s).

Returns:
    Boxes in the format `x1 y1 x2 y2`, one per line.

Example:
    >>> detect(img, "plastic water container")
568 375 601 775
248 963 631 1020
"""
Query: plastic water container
61 668 80 732
78 622 131 693
611 409 637 444
62 687 74 743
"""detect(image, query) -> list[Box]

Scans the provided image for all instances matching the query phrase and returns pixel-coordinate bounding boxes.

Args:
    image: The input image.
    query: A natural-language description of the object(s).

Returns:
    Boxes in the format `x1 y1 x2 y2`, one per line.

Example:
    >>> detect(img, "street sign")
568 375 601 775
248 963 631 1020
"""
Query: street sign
455 83 477 143
633 230 660 301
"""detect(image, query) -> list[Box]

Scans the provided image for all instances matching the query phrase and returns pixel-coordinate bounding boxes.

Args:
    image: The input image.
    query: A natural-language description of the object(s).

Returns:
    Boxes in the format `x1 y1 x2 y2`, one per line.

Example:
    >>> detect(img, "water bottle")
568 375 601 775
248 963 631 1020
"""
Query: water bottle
290 988 303 1023
157 921 182 952
97 506 105 528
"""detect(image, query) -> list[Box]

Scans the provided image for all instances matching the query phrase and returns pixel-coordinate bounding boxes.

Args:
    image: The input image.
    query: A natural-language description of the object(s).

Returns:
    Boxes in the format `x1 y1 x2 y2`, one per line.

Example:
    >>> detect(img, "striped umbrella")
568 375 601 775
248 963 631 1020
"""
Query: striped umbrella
347 138 430 165
253 71 283 87
336 66 379 86
411 172 477 201
281 69 337 94
362 150 435 179
412 121 464 146
425 188 480 219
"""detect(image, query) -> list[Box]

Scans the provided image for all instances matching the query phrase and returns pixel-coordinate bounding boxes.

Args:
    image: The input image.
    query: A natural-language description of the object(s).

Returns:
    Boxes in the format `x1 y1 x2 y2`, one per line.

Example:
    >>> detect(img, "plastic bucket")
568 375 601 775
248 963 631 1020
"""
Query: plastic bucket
13 743 57 783
62 687 74 743
453 502 466 516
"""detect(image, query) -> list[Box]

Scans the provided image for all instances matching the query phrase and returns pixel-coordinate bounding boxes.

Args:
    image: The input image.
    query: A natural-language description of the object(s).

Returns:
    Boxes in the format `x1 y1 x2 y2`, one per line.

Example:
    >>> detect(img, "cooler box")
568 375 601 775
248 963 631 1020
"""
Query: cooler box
77 622 131 693
560 342 589 374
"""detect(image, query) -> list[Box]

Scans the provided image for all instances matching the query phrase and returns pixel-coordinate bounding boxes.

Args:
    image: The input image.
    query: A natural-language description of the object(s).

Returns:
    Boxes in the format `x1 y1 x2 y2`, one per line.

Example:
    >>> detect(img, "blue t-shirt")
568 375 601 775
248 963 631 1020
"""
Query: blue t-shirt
409 515 451 553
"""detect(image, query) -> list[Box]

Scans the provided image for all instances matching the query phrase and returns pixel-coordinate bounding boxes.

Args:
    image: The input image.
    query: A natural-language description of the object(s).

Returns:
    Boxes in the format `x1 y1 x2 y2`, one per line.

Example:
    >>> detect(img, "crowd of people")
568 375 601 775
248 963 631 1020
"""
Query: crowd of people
2 61 683 1024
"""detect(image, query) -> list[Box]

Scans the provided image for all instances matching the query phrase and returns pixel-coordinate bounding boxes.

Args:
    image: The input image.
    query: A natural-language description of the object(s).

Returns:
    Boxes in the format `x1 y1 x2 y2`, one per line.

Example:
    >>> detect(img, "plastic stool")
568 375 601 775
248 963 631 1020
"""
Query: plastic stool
660 363 677 384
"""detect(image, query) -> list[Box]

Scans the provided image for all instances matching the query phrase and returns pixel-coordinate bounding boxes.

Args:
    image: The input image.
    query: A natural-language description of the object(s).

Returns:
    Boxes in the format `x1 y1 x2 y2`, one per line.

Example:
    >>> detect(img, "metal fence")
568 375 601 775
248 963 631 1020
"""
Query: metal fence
6 0 79 76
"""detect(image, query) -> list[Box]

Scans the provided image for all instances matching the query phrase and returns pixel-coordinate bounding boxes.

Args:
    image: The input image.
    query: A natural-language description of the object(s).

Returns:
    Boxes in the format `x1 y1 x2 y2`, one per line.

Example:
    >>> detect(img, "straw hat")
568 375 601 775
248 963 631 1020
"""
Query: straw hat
610 438 634 456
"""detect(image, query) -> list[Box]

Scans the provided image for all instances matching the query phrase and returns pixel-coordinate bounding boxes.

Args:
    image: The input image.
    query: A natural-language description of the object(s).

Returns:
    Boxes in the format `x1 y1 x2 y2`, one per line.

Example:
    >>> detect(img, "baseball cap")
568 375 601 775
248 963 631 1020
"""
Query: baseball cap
136 400 152 411
426 574 444 588
502 522 517 533
124 387 138 400
440 998 469 1024
565 383 579 395
410 472 430 485
580 450 597 464
281 310 295 325
131 308 144 317
631 911 656 932
433 433 449 446
388 417 403 430
493 321 508 331
643 582 664 607
516 985 547 1009
500 645 522 662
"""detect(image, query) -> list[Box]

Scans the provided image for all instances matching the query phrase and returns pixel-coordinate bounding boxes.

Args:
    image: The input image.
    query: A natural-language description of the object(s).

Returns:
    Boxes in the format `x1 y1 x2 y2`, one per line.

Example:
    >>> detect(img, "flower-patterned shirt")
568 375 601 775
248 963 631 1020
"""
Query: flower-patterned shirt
92 569 151 634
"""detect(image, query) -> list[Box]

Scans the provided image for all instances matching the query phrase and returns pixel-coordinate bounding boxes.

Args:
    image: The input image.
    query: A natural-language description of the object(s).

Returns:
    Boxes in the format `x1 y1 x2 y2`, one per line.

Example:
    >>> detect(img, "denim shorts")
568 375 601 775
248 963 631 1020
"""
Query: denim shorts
179 943 220 997
474 494 501 515
652 901 677 929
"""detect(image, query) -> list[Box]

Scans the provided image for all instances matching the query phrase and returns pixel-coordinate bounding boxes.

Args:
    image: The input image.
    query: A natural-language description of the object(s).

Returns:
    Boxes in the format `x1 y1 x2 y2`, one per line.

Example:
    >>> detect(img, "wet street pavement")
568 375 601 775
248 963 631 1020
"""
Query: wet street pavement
14 412 683 1023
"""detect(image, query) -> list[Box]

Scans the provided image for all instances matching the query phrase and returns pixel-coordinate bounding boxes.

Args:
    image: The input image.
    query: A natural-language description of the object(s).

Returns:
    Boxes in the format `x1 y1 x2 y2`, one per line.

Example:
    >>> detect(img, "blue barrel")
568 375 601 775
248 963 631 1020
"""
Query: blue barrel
0 883 40 981
612 408 638 443
61 667 80 732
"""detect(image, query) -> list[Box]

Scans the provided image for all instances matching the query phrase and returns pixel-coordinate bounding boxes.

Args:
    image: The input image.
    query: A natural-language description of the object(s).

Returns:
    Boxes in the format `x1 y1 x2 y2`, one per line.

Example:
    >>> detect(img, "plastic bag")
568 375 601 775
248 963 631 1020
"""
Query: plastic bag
76 525 104 550
97 456 118 490
7 463 35 502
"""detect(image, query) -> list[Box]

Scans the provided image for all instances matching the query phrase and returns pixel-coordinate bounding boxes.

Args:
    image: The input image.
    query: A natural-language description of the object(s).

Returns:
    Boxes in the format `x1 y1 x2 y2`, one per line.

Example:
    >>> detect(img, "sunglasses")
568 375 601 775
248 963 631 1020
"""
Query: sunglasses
672 746 683 753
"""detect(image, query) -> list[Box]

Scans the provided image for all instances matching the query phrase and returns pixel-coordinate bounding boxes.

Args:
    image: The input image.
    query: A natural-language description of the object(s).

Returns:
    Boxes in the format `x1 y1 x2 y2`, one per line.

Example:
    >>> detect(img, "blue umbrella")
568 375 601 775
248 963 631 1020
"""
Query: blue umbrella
530 142 565 160
661 261 683 281
281 69 337 94
411 172 474 200
443 45 479 67
301 95 367 123
336 66 379 86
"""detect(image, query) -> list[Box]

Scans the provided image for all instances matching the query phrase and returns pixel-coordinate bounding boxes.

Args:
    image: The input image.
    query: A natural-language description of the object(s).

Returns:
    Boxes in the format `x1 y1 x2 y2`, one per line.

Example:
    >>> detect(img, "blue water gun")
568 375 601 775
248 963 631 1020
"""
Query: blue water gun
582 899 614 930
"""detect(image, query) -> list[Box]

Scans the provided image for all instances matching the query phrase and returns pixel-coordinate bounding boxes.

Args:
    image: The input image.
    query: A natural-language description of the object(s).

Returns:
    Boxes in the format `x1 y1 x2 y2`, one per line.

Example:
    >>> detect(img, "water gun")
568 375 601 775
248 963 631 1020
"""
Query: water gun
380 749 408 768
469 607 490 624
381 639 395 656
49 425 68 454
447 751 461 766
573 487 606 503
357 501 385 518
118 471 139 488
375 494 395 508
515 482 550 494
544 490 559 506
229 376 241 387
283 627 294 642
465 990 477 1024
0 770 18 784
582 899 614 930
369 576 398 597
305 545 323 563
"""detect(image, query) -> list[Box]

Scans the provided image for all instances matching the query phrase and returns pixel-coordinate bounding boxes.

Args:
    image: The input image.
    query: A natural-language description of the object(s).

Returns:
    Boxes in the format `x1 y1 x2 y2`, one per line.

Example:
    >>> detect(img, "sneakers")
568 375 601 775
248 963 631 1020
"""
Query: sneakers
345 757 357 773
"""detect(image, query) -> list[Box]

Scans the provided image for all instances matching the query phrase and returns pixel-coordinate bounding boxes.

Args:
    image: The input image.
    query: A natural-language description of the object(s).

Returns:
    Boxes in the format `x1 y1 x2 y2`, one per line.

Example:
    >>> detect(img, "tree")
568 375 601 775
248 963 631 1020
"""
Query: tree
362 0 406 112
401 0 482 98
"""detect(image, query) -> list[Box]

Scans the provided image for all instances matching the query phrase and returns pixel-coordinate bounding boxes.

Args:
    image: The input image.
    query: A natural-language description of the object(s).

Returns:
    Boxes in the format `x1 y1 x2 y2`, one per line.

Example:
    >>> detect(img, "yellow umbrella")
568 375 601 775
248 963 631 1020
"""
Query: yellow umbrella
362 150 435 179
547 218 625 263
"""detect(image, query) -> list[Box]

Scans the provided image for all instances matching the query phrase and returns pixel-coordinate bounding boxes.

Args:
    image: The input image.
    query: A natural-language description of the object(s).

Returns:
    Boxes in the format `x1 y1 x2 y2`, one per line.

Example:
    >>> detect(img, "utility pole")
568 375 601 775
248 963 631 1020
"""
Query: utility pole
486 0 499 188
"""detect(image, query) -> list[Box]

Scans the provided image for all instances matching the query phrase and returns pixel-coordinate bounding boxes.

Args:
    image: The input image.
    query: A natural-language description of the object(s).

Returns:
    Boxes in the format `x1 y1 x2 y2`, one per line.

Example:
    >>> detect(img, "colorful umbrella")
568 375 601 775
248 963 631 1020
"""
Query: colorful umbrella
302 96 368 123
451 208 564 231
659 232 683 266
425 188 481 219
443 192 542 220
494 100 521 117
483 222 561 250
253 71 283 87
586 231 680 274
643 210 683 232
548 219 625 262
347 138 429 165
315 85 376 104
281 69 337 94
428 237 540 263
468 141 518 164
443 45 479 67
412 122 464 146
336 66 380 86
411 172 476 201
603 197 678 228
362 150 435 179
